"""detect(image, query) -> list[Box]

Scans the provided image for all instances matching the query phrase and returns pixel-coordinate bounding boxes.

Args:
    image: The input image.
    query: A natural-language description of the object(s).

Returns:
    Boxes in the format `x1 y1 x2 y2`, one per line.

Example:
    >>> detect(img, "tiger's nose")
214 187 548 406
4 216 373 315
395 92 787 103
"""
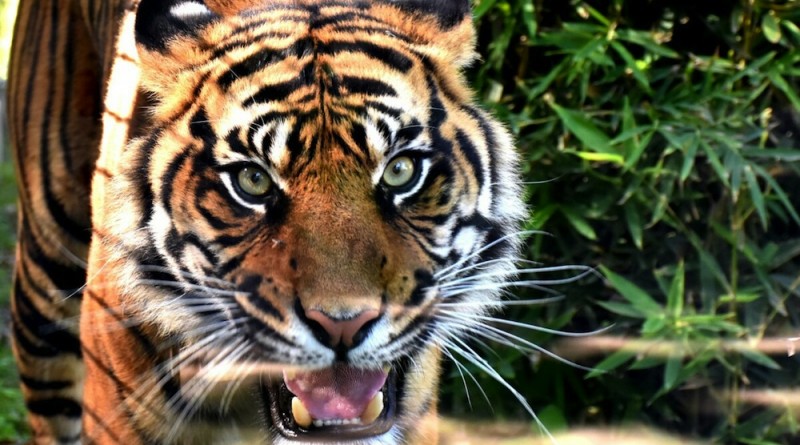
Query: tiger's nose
305 309 380 348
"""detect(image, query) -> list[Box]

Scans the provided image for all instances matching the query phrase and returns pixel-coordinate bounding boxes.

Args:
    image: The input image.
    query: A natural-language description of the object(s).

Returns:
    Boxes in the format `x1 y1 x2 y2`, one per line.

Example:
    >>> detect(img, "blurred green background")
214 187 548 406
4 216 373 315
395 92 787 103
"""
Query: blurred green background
1 0 799 444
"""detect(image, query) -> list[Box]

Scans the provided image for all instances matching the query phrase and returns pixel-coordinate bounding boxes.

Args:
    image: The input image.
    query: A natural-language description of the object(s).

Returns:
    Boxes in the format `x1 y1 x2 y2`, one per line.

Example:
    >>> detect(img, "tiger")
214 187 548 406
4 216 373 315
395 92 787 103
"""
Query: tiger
8 0 527 444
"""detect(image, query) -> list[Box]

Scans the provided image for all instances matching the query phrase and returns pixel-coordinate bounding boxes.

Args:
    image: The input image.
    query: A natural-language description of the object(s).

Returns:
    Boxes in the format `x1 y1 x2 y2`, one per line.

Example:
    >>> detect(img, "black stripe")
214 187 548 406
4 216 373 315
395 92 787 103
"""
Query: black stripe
406 269 435 307
196 186 236 230
13 272 82 357
219 38 314 90
131 130 162 229
243 63 314 106
238 275 284 322
11 315 59 358
464 106 501 212
319 40 413 73
340 75 397 97
180 233 218 267
20 218 86 292
42 1 90 244
310 11 365 29
159 147 192 214
455 129 485 192
26 397 82 418
59 5 76 174
189 107 217 145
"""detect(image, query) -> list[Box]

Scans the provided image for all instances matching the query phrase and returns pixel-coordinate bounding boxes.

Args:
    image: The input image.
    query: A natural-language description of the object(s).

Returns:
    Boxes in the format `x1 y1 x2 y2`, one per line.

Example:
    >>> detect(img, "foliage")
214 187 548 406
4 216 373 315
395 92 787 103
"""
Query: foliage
0 162 27 442
437 0 800 443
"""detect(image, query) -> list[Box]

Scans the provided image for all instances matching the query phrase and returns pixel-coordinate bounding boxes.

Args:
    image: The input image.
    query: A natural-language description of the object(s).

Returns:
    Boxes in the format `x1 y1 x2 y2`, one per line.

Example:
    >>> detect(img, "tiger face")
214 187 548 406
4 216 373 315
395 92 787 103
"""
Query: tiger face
92 0 524 442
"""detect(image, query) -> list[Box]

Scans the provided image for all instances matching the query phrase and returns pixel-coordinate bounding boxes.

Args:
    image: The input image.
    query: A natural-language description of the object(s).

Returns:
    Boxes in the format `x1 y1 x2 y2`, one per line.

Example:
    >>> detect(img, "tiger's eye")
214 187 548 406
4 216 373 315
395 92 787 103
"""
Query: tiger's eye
382 156 416 188
236 166 272 197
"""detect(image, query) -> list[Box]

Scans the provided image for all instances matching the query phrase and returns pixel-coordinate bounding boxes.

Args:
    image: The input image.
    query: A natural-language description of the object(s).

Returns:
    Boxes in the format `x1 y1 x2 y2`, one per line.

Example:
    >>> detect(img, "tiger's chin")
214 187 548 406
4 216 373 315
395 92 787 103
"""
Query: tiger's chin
261 363 402 442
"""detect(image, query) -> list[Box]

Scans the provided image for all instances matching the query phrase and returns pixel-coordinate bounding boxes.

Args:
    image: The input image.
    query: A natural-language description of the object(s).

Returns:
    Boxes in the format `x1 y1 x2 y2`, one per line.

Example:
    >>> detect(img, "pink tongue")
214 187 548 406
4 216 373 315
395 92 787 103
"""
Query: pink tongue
284 365 388 420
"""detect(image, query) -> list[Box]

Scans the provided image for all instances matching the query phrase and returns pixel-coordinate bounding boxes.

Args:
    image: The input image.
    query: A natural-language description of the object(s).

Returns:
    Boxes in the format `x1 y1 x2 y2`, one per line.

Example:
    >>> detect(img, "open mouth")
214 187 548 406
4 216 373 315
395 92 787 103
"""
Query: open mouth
263 364 398 440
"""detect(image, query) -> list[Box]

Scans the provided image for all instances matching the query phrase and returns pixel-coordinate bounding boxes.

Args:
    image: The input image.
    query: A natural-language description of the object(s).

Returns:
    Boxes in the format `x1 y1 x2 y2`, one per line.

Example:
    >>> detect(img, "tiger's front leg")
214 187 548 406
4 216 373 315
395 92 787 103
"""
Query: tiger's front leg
7 0 107 442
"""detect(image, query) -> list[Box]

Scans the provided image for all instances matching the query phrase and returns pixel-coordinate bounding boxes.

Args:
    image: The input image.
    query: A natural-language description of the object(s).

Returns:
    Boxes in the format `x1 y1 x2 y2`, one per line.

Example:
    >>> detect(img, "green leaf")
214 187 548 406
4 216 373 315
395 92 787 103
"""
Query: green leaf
667 261 685 317
744 165 768 229
762 14 782 44
534 404 568 433
699 139 730 187
521 0 537 38
560 206 598 240
624 203 643 250
596 300 647 318
609 40 652 93
572 151 625 164
473 0 498 19
782 19 800 44
753 164 800 225
586 350 636 378
663 356 682 391
740 348 781 370
600 266 663 316
768 70 800 111
549 102 614 154
642 316 667 335
679 137 699 182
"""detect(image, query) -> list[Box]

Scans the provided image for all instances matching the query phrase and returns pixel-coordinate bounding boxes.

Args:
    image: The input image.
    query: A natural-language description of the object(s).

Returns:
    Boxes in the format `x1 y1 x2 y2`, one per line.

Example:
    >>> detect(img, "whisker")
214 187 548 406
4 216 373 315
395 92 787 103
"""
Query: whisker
437 296 565 308
438 313 596 372
451 313 614 338
137 265 237 289
136 279 245 297
439 265 596 287
438 268 596 291
441 337 558 444
434 230 548 279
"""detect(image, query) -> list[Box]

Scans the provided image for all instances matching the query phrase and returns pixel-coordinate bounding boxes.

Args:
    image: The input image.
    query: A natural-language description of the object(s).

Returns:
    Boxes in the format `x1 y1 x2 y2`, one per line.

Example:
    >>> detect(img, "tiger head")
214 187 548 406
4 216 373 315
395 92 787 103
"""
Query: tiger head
105 0 525 442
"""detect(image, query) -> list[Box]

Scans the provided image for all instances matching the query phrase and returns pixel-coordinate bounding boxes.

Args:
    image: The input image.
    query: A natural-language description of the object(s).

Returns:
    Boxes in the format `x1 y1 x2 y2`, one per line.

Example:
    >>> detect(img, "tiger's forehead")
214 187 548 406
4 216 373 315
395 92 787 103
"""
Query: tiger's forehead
193 4 439 179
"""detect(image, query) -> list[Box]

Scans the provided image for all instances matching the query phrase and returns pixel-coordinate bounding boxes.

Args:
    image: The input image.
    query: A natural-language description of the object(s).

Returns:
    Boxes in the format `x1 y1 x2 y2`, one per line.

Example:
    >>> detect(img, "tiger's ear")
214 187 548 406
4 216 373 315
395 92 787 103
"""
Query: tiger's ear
135 0 220 51
375 0 476 68
381 0 471 28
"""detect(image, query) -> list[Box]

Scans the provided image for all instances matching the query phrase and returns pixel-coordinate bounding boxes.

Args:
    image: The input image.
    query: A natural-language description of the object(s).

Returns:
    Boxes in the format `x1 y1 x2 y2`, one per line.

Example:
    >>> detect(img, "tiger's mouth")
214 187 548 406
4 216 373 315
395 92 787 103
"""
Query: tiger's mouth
263 364 398 440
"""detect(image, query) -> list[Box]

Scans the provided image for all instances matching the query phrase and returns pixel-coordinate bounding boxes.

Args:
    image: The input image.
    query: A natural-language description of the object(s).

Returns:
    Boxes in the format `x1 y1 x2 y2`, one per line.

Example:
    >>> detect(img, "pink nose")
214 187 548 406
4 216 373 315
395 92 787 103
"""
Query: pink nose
305 309 380 347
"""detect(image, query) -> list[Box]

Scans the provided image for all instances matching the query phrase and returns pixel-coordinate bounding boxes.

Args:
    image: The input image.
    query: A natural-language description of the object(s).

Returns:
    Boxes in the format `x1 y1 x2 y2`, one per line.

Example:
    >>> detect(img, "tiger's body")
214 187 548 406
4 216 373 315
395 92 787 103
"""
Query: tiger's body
8 1 525 444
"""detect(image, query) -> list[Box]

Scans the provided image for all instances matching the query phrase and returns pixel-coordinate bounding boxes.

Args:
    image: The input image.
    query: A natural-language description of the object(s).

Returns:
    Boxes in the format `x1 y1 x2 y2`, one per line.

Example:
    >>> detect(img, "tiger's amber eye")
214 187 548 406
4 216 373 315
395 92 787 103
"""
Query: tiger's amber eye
382 156 416 188
236 166 272 197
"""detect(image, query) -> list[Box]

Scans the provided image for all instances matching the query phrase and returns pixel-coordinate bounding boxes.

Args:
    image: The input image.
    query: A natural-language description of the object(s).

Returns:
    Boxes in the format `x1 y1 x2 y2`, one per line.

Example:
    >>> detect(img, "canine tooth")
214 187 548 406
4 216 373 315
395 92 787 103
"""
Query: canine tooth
291 397 312 428
314 420 323 427
284 369 296 380
360 391 384 424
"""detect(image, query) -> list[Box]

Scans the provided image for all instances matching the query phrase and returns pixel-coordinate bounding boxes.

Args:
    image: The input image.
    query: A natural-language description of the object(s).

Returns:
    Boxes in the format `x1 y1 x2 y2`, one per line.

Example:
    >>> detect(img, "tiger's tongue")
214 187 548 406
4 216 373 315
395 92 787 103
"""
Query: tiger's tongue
283 365 388 420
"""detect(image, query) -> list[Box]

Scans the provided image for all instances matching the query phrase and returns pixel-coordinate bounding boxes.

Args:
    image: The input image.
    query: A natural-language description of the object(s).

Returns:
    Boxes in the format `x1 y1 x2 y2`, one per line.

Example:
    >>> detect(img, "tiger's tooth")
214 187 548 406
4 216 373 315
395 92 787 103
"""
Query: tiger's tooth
284 369 296 380
291 397 312 428
360 391 384 424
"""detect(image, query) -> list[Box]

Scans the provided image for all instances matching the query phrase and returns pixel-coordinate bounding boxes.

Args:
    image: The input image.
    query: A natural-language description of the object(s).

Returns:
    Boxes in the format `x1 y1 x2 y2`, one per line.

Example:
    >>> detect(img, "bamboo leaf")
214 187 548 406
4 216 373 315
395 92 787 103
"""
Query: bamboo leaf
744 165 768 229
762 14 782 44
560 206 598 240
549 102 614 154
667 261 685 317
600 266 663 316
586 350 636 378
624 203 644 250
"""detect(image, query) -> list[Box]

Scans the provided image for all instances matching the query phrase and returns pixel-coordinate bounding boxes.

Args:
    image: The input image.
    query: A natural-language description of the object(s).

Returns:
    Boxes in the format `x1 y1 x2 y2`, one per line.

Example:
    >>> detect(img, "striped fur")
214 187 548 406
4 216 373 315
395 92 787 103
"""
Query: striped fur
9 1 526 444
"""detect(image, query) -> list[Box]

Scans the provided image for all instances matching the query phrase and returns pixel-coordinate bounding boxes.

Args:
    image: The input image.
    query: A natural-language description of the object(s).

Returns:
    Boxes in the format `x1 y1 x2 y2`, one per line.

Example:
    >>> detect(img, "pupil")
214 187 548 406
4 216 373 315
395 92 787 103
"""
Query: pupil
393 160 407 175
